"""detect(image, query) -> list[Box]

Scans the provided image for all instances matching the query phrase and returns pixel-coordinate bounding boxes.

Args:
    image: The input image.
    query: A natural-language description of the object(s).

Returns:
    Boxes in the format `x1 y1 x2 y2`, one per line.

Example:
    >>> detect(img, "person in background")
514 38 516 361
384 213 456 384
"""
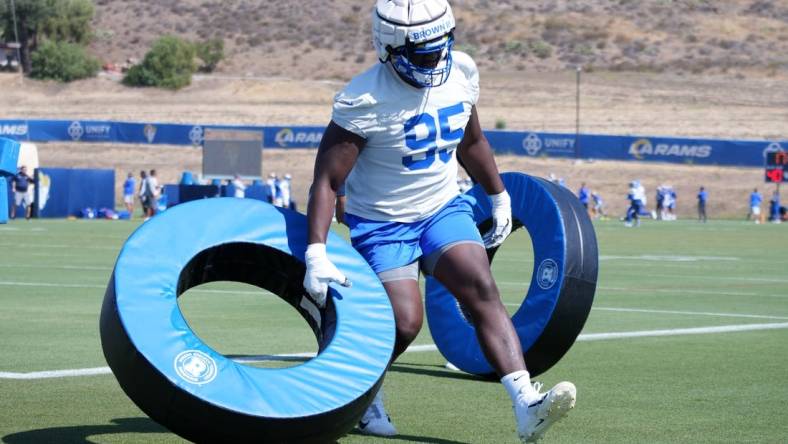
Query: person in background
265 173 278 204
138 170 150 218
547 173 565 187
591 191 607 220
146 169 161 218
577 182 590 216
697 186 708 223
232 174 246 199
273 176 284 207
655 185 665 220
122 172 136 216
624 180 646 227
769 190 781 223
280 173 292 209
748 188 762 224
10 165 34 220
661 185 677 221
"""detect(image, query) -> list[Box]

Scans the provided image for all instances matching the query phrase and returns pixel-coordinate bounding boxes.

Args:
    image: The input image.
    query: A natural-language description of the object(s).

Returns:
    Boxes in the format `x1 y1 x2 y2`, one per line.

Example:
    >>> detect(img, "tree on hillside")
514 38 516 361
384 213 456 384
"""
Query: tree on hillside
0 0 95 73
40 0 94 45
195 38 224 73
0 3 6 38
123 36 196 90
30 39 98 81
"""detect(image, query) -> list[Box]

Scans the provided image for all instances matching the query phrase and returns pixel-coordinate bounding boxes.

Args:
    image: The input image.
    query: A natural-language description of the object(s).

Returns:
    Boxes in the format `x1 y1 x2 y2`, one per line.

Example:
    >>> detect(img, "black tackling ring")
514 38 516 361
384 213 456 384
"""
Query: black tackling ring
425 172 598 377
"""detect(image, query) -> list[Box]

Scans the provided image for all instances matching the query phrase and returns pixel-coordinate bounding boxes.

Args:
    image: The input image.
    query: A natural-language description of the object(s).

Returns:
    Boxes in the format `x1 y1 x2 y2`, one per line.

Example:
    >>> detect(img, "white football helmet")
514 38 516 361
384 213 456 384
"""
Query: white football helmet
372 0 456 88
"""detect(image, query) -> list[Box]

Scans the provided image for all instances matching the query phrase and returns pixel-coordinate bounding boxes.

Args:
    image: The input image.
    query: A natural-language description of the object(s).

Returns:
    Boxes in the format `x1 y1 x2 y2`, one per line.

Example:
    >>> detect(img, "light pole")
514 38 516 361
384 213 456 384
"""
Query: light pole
575 65 582 159
8 0 23 81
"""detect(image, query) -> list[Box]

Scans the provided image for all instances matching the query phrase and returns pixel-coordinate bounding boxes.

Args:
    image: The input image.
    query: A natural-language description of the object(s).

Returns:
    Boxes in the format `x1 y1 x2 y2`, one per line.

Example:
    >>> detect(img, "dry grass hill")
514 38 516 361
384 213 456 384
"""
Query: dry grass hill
89 0 788 79
2 0 787 218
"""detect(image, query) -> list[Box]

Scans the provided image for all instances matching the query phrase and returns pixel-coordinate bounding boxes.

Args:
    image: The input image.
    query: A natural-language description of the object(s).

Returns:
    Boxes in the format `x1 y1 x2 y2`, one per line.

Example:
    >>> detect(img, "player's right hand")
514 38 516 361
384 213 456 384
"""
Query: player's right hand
303 243 351 308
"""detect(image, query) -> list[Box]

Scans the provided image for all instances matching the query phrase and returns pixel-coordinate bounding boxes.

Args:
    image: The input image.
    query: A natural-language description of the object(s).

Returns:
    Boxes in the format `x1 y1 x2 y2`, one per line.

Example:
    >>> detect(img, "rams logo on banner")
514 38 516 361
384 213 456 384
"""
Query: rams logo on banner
629 138 651 160
143 124 157 144
275 128 323 147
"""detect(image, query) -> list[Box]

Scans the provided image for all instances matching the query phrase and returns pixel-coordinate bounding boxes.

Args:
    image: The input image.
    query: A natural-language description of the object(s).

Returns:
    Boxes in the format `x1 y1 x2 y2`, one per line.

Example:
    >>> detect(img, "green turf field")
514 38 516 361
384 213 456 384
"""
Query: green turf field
1 217 787 443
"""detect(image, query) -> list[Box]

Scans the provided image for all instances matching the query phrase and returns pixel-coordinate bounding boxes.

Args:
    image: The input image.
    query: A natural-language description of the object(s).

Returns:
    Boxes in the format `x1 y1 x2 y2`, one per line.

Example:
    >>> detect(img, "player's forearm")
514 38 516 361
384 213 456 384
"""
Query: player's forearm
459 138 505 195
307 180 337 245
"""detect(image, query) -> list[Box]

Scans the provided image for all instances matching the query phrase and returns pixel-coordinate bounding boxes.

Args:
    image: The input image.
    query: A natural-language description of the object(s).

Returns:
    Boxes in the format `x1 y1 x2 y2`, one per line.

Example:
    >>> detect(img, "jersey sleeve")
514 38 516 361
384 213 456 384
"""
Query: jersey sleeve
452 51 480 105
331 87 378 139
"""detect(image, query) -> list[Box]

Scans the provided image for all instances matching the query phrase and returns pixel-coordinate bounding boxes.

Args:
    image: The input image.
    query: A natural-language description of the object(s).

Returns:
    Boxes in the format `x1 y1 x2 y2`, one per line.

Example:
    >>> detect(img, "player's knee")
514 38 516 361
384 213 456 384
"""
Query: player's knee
395 314 423 344
460 273 499 304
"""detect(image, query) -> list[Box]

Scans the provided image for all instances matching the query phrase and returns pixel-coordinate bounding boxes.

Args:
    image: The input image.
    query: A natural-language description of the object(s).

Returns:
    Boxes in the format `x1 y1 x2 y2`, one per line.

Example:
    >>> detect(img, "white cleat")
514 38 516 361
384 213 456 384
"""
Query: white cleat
357 390 397 437
515 381 577 443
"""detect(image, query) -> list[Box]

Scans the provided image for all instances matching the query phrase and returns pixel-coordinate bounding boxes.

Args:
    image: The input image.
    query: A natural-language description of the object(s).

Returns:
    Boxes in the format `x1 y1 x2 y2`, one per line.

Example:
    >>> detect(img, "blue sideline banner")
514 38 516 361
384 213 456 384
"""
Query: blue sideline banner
0 119 327 149
1 119 784 168
480 131 786 168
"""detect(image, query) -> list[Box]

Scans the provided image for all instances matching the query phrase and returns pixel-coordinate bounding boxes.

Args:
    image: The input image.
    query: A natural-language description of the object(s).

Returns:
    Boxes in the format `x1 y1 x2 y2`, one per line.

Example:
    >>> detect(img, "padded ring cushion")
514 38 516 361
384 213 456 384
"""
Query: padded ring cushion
100 198 395 443
0 137 20 176
425 172 598 377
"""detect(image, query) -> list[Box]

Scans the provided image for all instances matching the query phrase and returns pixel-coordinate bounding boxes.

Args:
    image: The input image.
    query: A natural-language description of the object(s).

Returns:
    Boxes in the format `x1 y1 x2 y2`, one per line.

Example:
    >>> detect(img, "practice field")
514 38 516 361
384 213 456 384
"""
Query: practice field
1 217 787 443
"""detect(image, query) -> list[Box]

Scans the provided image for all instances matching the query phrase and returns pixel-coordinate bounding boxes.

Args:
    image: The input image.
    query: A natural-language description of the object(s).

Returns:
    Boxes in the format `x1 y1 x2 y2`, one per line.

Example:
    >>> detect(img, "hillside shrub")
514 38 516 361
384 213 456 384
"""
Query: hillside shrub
30 40 100 82
123 35 195 90
195 38 224 72
528 40 553 59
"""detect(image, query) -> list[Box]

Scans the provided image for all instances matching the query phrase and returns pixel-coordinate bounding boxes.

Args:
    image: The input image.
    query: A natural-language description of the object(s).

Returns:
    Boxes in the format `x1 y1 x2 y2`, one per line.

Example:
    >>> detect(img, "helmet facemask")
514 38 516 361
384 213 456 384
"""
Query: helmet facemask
389 33 454 88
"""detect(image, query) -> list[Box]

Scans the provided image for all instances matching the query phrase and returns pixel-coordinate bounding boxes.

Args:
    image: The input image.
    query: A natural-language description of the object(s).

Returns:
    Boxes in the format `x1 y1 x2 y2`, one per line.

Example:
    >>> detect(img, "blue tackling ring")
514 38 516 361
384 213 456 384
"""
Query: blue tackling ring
100 198 395 443
425 172 598 377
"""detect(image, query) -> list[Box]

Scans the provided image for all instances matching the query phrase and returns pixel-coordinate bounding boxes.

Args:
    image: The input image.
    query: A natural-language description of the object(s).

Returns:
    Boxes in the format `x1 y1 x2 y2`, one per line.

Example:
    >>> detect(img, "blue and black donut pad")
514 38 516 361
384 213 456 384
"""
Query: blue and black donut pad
100 172 596 442
101 199 395 443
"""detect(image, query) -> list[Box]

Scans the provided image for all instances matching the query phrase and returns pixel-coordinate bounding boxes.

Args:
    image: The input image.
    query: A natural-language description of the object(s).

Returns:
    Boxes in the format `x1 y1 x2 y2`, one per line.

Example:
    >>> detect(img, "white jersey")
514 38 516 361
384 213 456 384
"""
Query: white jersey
630 185 646 204
332 51 480 223
280 179 291 207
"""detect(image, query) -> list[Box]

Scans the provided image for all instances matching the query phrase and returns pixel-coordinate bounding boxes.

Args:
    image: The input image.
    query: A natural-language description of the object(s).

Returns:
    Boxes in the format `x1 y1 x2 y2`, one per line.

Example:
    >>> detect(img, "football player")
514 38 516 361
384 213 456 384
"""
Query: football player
304 1 576 442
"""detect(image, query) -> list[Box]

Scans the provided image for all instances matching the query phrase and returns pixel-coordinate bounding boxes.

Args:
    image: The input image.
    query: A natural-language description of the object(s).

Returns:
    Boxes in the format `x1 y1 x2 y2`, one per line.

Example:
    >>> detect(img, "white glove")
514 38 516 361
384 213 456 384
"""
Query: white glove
482 190 512 249
303 243 351 308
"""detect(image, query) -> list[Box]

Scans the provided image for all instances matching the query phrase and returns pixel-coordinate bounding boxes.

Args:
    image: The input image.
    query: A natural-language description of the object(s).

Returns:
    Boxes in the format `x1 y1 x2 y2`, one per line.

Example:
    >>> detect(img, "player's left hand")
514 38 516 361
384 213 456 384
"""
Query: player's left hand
482 190 512 249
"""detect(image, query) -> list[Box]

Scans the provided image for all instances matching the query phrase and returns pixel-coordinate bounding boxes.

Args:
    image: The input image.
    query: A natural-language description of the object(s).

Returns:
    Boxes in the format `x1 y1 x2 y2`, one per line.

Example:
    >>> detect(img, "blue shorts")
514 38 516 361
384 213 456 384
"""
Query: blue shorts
345 195 484 274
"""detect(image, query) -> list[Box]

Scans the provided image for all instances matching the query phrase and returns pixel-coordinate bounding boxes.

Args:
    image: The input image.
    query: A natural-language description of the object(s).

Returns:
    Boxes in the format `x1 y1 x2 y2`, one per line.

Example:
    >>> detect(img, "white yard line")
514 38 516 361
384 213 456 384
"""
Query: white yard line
0 264 112 271
591 307 788 320
0 279 783 299
0 367 113 380
0 244 118 250
599 255 740 262
0 281 105 289
597 285 788 298
501 304 788 321
494 254 743 264
600 271 788 284
3 322 787 380
496 281 786 298
577 323 788 341
0 281 270 296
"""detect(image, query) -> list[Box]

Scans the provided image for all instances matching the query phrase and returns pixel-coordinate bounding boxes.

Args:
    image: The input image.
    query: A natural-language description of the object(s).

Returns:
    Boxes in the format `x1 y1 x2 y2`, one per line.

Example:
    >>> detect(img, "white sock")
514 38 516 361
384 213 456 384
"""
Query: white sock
501 370 539 404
